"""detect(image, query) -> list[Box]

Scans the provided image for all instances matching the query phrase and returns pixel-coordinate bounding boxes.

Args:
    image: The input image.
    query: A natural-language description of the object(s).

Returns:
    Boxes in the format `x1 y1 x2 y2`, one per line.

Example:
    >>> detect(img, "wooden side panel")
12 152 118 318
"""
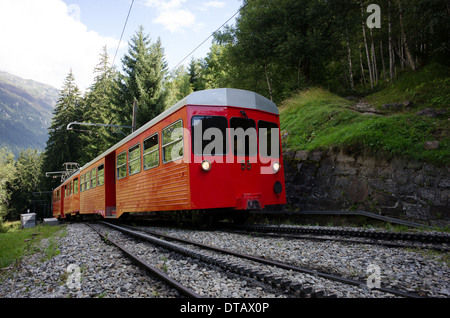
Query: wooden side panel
80 158 106 216
115 107 191 217
61 174 80 215
116 162 190 215
52 187 63 218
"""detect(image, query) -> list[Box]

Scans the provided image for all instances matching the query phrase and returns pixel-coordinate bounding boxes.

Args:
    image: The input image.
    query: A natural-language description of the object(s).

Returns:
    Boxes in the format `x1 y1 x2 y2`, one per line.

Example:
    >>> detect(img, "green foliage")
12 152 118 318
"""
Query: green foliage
7 149 43 220
164 65 193 109
365 63 450 110
41 70 84 190
0 148 45 224
114 26 168 131
79 46 120 164
0 148 16 223
188 57 206 92
202 0 450 101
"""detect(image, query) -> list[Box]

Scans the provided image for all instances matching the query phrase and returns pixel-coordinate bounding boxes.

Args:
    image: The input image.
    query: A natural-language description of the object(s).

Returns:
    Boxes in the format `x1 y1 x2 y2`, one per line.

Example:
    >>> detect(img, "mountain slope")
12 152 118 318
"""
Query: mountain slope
0 71 59 155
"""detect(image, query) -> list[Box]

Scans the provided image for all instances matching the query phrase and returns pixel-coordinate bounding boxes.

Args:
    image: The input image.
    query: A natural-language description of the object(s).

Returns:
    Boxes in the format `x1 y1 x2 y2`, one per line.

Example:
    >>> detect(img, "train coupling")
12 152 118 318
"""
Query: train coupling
237 193 263 210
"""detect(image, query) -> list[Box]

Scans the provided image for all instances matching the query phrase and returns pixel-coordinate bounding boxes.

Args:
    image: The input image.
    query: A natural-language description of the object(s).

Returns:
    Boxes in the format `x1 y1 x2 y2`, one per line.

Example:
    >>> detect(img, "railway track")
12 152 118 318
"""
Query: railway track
236 224 450 243
226 224 450 252
86 223 201 298
94 221 427 298
89 222 299 298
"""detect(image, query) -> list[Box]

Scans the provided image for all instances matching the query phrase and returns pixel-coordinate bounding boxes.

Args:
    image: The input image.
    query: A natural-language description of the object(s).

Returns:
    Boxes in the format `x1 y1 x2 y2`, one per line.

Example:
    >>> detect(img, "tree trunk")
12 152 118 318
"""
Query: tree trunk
397 0 416 70
346 28 355 90
399 38 405 70
264 61 273 101
388 0 394 81
359 44 366 84
361 1 373 88
370 28 378 85
380 39 386 81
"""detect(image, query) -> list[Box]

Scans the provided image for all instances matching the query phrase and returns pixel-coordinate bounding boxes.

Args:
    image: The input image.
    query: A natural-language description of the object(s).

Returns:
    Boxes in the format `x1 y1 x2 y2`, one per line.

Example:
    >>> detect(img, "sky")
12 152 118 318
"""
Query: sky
0 0 243 91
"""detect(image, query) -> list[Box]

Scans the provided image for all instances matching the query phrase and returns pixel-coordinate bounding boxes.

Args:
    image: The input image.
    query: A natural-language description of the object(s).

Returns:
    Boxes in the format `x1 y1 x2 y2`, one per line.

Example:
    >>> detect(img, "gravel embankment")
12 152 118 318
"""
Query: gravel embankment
1 222 448 298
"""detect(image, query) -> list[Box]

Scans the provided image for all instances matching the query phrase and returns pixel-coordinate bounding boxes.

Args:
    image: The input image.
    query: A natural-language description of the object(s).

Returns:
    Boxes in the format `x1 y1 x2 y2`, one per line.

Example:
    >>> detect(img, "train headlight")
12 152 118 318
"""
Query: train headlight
272 161 281 173
201 160 212 172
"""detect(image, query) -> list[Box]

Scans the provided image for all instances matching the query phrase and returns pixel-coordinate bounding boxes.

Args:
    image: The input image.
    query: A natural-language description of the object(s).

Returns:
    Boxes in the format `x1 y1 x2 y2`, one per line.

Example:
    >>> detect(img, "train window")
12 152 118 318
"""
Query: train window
258 121 280 158
80 174 85 192
86 171 91 191
230 117 257 156
70 180 74 195
91 168 97 188
64 185 68 198
98 164 104 186
143 133 159 170
129 143 141 175
162 120 184 163
74 178 78 194
192 116 228 156
117 151 127 179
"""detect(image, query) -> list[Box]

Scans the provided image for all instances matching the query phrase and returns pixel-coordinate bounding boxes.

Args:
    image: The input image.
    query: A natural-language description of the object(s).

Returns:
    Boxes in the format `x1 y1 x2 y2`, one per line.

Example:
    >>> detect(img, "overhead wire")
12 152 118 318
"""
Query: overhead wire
112 0 135 68
111 0 249 73
168 1 250 74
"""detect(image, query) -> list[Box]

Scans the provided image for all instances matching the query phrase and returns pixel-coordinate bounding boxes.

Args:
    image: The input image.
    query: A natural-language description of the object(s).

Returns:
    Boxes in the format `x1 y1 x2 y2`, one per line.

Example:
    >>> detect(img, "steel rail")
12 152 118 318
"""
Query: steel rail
236 224 450 244
226 228 449 252
86 223 202 298
114 222 425 298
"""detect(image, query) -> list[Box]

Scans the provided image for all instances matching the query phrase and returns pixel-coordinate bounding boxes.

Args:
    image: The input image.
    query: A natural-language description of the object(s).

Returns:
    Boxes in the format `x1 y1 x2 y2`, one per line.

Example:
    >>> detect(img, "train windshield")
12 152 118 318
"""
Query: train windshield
192 116 228 156
258 121 280 158
230 117 257 157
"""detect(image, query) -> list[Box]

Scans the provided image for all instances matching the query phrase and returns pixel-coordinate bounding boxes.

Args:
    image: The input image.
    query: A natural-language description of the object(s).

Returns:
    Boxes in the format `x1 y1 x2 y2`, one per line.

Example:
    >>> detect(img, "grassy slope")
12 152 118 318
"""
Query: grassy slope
0 222 64 269
279 64 449 166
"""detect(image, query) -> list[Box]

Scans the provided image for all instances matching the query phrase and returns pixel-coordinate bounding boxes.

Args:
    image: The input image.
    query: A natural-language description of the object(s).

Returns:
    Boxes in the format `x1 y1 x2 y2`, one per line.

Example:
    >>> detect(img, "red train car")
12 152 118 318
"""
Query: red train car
53 88 286 222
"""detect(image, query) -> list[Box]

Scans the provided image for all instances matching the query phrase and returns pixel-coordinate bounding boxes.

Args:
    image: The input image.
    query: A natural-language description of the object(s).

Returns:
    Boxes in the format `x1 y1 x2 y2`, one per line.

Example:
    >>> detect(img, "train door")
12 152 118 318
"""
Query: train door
229 112 264 210
104 152 116 217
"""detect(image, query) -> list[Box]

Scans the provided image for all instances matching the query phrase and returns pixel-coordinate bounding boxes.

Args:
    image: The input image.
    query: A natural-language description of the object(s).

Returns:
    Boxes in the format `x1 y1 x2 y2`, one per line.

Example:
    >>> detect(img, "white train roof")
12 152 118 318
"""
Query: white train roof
80 88 277 171
178 88 278 115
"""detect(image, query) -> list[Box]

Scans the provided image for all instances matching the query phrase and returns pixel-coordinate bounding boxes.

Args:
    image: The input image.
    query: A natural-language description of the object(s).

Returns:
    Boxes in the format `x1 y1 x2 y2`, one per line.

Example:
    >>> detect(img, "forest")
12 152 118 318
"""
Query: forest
0 0 448 226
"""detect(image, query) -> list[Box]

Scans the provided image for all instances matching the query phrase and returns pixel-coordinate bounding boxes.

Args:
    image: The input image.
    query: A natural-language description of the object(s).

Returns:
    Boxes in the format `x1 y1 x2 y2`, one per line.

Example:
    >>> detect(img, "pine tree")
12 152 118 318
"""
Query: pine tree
80 46 119 163
114 26 168 130
188 57 206 92
8 149 43 220
164 65 193 108
42 70 83 190
0 147 16 225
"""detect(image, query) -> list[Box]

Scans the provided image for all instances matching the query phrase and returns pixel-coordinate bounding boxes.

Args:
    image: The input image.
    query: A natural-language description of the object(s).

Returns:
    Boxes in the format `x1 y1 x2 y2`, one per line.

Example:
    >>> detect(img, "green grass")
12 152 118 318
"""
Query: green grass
365 63 450 111
280 78 449 166
0 222 65 269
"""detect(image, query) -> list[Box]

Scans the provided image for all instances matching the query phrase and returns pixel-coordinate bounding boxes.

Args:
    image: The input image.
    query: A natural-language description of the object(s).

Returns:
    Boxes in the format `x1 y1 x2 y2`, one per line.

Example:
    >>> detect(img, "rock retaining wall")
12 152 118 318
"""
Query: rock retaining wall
283 148 450 225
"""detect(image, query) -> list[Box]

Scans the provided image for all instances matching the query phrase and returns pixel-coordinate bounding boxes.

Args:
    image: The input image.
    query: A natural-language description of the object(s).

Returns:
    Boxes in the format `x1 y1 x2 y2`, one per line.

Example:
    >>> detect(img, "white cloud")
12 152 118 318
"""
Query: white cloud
204 1 226 9
143 0 197 33
145 0 188 11
154 9 196 33
0 0 118 91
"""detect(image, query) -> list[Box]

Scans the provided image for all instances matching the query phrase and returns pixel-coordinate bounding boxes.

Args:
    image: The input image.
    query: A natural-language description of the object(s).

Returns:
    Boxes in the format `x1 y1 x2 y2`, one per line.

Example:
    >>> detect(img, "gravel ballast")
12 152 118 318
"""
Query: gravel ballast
0 222 448 298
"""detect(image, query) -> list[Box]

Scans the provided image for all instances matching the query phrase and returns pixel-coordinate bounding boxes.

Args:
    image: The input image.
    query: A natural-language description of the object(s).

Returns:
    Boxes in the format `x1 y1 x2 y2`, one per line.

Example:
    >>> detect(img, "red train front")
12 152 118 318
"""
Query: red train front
52 88 286 223
187 89 286 213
